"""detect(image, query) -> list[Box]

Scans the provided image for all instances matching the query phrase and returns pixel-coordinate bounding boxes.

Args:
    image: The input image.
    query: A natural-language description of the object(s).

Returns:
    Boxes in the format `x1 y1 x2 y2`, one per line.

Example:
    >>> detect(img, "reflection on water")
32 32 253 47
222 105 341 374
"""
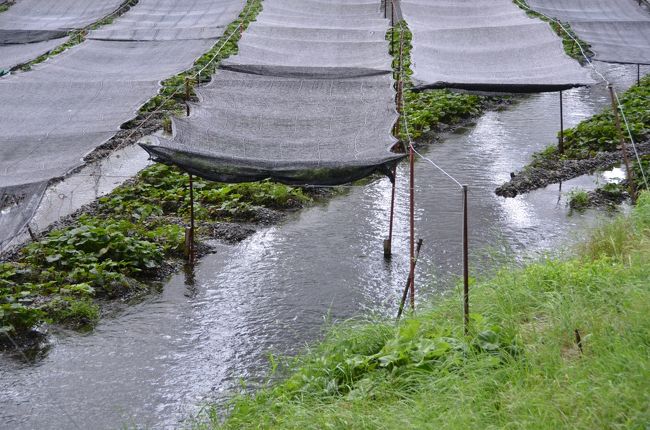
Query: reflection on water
0 63 643 430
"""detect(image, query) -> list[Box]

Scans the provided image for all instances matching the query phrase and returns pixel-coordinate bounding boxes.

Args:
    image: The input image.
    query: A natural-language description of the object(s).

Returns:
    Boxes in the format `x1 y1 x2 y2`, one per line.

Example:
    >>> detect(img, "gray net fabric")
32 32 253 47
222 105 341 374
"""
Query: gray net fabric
527 0 650 65
142 0 401 186
400 0 594 92
0 0 245 249
0 0 124 69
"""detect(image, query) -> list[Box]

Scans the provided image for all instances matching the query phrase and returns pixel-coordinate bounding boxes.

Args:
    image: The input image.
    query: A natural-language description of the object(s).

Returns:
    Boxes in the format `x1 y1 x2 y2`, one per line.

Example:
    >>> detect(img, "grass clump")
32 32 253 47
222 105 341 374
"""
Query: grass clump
199 192 650 429
567 188 590 211
387 22 491 142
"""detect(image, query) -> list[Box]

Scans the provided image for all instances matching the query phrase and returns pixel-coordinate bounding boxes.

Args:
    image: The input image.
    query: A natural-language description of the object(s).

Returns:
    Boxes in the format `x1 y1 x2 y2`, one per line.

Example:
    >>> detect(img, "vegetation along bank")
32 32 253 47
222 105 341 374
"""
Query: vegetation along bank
496 75 650 206
195 191 650 429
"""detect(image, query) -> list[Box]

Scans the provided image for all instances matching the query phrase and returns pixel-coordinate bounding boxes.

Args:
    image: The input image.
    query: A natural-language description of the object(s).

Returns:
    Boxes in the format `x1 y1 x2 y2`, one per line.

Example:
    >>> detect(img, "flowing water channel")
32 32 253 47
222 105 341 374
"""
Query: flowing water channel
0 63 642 429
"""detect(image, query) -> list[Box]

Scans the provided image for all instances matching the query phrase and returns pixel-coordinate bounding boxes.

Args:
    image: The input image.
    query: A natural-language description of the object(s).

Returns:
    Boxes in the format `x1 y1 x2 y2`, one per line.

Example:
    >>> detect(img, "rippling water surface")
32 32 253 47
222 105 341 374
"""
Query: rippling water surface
0 63 642 429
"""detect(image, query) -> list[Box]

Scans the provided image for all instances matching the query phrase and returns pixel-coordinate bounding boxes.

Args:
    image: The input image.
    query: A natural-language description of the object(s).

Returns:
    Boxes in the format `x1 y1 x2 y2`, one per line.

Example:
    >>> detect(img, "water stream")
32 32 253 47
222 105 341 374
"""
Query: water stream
0 63 642 429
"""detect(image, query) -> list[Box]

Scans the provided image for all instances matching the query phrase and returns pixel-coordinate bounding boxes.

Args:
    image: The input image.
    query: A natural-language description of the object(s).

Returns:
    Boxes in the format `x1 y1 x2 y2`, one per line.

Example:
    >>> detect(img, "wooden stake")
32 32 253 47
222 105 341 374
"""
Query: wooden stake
608 85 637 203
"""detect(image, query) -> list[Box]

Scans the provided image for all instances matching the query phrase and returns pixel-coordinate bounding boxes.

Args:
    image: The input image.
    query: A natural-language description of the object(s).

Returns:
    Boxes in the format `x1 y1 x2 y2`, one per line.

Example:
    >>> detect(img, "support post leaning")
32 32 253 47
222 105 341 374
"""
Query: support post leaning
397 238 423 320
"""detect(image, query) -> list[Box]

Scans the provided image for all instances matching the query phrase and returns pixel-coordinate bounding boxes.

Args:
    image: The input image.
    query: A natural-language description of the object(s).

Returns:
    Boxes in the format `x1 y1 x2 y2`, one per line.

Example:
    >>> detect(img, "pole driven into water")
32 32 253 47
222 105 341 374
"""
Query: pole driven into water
397 239 423 320
462 185 469 335
384 167 397 258
558 91 564 154
408 140 415 310
186 173 196 262
608 85 637 204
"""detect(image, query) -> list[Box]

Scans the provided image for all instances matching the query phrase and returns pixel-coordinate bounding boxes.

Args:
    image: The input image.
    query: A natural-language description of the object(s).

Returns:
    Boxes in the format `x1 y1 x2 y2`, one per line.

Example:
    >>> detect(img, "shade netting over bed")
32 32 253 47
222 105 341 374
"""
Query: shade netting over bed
527 0 650 65
399 0 594 92
0 0 125 69
141 0 402 186
0 0 245 249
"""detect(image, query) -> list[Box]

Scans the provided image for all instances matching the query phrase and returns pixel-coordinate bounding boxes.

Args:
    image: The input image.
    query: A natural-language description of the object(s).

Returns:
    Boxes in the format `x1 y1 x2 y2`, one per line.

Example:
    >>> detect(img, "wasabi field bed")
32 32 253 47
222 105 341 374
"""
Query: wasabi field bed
497 75 650 200
0 163 314 347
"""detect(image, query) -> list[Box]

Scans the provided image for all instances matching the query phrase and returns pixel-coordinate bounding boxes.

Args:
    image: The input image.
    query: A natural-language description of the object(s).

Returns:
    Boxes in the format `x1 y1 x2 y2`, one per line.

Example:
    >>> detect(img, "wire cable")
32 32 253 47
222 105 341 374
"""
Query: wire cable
394 21 464 190
513 0 649 191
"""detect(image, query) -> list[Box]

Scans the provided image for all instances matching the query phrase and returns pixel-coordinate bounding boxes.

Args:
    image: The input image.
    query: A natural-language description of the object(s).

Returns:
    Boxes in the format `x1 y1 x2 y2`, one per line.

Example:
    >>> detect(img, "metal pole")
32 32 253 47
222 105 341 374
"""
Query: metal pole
390 0 395 55
608 85 636 203
408 140 415 310
185 76 191 117
384 167 397 258
397 239 423 320
189 173 195 261
558 91 564 154
638 64 641 86
462 185 469 335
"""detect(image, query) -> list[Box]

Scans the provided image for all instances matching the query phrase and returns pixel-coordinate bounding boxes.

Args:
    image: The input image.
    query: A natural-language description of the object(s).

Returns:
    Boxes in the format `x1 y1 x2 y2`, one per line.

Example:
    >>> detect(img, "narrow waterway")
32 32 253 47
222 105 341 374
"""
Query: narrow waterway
0 63 642 429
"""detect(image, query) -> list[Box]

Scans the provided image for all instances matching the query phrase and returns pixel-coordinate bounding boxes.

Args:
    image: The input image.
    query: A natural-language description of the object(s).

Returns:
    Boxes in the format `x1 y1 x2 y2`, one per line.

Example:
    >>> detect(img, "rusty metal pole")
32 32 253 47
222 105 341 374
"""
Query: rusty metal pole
462 185 469 335
390 0 395 55
384 167 397 258
608 85 637 203
558 91 564 154
408 141 415 310
185 76 191 117
397 239 423 320
188 173 196 262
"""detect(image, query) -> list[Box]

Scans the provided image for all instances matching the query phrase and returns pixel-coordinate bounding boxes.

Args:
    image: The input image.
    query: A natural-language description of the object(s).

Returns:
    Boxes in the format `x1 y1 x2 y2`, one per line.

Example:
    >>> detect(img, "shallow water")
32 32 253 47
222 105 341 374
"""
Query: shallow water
0 63 643 430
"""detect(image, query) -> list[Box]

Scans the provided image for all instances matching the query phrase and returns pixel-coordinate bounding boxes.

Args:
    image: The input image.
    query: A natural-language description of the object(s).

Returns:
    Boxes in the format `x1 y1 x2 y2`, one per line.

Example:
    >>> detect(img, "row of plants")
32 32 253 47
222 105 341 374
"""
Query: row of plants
387 22 491 142
0 164 310 339
0 1 14 14
197 191 650 429
529 75 650 193
139 0 263 116
514 0 595 62
17 0 139 71
0 0 317 342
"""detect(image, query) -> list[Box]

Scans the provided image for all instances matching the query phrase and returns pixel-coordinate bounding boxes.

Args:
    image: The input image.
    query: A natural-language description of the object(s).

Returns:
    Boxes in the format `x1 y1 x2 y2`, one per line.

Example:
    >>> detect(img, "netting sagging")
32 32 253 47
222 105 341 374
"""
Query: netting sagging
0 0 245 250
399 0 595 92
142 0 402 186
0 0 125 69
527 0 650 65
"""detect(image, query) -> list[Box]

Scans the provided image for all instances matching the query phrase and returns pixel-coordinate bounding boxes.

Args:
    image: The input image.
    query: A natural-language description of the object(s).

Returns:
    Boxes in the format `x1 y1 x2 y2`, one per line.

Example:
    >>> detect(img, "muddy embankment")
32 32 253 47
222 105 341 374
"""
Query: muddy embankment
496 141 650 198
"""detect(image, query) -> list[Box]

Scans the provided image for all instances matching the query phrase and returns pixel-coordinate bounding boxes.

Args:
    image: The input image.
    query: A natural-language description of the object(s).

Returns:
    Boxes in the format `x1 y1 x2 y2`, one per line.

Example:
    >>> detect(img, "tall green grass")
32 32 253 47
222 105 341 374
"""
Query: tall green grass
196 192 650 429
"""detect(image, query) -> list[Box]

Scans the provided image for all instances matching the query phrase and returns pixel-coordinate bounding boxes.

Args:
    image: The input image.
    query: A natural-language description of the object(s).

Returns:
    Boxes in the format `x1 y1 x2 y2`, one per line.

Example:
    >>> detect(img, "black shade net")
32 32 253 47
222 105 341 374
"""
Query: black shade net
400 0 595 92
0 0 245 250
0 0 125 69
142 0 402 186
527 0 650 65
